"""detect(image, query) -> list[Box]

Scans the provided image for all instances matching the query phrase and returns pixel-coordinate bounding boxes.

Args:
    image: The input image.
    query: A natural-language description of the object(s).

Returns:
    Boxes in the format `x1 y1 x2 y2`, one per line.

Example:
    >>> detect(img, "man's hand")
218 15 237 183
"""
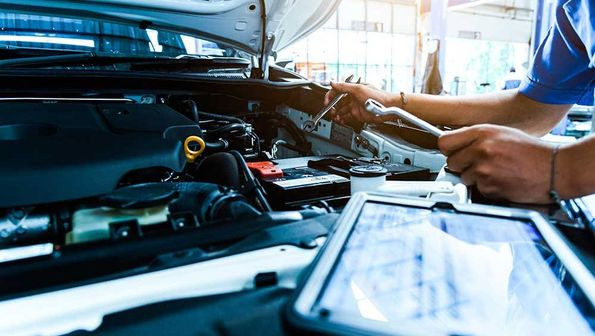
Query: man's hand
438 124 554 204
324 82 396 124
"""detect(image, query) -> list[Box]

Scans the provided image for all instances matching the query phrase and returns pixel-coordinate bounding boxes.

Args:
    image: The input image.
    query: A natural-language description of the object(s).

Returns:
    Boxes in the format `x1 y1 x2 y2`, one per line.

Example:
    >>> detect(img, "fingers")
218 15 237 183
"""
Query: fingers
324 88 336 106
334 95 351 111
336 102 358 124
461 168 502 199
445 144 481 173
330 81 361 95
355 105 377 123
325 81 390 125
452 150 501 199
325 81 362 105
333 101 353 117
441 128 486 184
438 126 483 156
460 168 477 186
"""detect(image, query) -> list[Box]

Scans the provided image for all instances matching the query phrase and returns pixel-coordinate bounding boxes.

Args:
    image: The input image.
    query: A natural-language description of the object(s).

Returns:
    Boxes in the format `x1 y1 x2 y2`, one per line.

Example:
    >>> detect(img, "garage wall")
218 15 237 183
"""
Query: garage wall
445 11 532 44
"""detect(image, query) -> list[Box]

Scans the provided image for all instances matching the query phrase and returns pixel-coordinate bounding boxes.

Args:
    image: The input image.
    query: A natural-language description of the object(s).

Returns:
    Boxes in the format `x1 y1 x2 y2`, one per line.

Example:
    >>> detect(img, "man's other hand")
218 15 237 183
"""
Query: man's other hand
438 124 554 204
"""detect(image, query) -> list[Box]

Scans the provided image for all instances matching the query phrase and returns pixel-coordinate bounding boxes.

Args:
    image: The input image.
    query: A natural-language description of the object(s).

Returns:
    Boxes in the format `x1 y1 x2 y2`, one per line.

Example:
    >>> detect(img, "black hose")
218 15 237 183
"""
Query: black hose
277 120 311 153
208 123 247 138
183 100 200 122
198 111 245 124
205 140 228 151
243 112 312 155
230 150 272 212
182 99 246 125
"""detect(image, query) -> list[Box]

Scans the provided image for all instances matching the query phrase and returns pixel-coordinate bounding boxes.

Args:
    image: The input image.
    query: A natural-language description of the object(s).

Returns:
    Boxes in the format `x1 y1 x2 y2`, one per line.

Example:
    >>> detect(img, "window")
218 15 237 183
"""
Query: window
338 0 366 30
393 4 416 35
277 0 417 91
367 1 392 33
444 38 530 95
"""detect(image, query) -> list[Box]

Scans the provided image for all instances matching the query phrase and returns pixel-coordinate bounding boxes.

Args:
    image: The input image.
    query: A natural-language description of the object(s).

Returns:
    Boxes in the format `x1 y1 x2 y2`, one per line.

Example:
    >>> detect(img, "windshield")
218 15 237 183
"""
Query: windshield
0 11 244 59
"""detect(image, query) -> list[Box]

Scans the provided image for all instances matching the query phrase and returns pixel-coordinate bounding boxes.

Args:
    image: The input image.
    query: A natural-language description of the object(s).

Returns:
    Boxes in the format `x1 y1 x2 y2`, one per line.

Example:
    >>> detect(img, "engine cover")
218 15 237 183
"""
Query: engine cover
0 102 201 207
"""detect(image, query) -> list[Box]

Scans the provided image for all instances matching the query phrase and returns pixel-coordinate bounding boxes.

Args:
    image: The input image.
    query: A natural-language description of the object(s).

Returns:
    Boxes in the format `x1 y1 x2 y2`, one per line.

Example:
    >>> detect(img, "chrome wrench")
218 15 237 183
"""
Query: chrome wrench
302 75 359 133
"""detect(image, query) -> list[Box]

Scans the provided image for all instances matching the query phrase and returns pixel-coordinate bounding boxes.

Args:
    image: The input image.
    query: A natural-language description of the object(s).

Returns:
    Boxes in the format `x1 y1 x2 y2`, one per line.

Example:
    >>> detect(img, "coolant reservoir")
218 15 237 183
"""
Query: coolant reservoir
349 165 388 195
66 206 169 244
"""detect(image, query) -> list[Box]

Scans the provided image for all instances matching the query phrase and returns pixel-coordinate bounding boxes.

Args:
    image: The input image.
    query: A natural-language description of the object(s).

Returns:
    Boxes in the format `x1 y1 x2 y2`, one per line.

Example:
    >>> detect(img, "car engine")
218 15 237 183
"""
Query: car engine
0 96 321 251
0 85 442 298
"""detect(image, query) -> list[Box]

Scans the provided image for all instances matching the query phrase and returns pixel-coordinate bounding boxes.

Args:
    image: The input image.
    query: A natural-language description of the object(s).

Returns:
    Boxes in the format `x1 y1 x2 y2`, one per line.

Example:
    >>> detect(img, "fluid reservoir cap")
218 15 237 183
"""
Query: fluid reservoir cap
349 165 388 178
101 183 178 209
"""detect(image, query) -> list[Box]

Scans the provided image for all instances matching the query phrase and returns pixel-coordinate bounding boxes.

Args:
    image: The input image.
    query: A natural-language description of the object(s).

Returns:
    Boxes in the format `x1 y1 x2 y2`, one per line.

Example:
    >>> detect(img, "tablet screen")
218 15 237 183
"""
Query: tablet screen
315 202 594 335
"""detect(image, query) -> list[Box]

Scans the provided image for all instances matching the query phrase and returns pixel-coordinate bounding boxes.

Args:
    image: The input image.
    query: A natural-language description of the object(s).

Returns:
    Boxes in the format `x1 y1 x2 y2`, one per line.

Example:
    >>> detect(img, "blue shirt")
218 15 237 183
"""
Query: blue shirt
519 0 595 105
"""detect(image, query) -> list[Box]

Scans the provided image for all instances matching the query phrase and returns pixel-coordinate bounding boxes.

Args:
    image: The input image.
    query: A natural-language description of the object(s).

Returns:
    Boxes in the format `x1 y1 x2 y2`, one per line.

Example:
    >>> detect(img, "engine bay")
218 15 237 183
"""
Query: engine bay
0 86 442 297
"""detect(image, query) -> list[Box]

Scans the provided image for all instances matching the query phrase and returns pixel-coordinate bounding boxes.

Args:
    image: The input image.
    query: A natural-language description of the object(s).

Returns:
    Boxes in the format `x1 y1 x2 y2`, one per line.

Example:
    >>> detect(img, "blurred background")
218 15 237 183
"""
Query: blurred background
278 0 540 96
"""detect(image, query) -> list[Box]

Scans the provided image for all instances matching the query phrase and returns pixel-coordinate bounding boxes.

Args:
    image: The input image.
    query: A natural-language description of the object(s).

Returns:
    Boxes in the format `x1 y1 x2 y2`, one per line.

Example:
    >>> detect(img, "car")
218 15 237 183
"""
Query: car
0 1 445 335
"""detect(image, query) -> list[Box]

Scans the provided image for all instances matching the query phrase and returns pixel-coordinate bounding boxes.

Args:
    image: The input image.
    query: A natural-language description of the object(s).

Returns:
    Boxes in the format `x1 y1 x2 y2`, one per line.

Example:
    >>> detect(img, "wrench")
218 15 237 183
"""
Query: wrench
364 99 445 138
302 75 359 133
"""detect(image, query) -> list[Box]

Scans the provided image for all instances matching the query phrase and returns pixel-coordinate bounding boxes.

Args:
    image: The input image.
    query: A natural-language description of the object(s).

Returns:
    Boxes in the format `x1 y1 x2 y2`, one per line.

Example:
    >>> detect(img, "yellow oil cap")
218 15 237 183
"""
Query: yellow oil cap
184 136 206 163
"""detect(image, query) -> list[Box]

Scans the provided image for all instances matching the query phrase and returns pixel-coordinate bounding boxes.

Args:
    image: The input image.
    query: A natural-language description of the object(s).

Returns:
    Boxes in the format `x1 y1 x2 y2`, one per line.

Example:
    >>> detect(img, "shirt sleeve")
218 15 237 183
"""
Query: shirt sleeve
519 4 595 105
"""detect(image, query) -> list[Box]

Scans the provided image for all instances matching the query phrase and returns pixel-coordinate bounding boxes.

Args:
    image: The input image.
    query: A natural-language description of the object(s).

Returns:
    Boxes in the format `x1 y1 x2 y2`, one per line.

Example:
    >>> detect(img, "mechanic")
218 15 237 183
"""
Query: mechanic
325 0 594 205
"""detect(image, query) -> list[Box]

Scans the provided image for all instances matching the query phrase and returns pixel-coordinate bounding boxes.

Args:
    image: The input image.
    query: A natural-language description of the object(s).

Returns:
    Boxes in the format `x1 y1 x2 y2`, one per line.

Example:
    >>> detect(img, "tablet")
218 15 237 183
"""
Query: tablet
287 193 595 336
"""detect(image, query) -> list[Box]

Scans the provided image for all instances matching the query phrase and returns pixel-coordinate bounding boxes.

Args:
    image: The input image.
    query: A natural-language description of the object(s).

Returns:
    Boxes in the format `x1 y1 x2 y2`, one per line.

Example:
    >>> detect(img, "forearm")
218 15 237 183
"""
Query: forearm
390 90 571 136
556 135 595 199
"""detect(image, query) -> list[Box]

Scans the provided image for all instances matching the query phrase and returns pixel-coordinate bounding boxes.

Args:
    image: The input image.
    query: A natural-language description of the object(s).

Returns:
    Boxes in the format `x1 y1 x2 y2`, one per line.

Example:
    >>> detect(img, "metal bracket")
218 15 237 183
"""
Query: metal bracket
251 33 275 79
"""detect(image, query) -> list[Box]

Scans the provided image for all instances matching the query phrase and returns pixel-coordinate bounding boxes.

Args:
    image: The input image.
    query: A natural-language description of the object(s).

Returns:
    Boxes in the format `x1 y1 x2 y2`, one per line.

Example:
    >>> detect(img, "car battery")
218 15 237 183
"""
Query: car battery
307 156 431 181
250 157 350 209
251 156 431 210
246 161 284 179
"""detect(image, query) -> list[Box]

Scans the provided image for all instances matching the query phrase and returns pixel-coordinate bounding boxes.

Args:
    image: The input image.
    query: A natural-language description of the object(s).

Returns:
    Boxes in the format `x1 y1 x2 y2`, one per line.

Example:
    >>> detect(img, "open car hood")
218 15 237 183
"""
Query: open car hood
0 0 341 76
